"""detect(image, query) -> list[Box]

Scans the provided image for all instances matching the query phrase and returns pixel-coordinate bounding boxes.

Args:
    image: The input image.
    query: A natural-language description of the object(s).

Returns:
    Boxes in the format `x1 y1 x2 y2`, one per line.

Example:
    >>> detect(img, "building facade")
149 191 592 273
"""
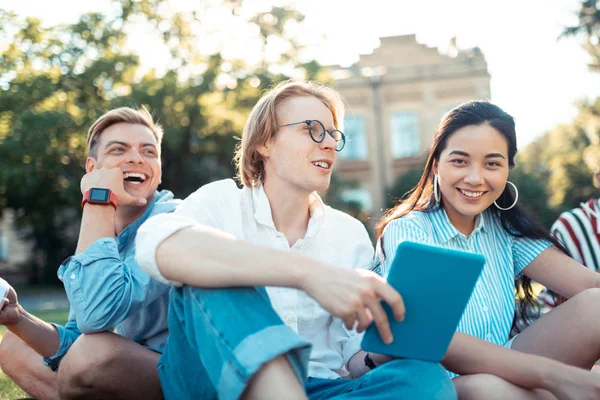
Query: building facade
331 35 491 215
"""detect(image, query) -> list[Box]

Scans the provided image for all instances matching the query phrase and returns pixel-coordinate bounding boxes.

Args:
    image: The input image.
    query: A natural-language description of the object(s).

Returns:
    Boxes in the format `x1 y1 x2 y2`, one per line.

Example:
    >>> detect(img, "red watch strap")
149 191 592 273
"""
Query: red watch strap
81 189 118 210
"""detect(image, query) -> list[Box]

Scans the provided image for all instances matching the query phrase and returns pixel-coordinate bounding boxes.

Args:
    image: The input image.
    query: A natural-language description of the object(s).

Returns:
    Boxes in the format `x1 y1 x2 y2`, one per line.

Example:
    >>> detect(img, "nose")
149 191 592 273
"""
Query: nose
463 166 484 186
320 131 337 151
126 148 144 164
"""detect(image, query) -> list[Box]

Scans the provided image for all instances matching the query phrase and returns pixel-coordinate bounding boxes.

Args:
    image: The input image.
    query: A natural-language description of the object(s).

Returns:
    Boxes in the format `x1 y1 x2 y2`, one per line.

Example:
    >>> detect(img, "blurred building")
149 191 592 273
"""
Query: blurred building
331 35 491 216
0 210 33 281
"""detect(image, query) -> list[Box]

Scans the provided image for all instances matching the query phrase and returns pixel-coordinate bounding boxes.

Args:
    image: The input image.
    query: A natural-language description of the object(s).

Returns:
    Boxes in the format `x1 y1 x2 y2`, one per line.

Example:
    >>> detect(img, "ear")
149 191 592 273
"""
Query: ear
85 157 96 174
432 159 439 176
257 142 270 159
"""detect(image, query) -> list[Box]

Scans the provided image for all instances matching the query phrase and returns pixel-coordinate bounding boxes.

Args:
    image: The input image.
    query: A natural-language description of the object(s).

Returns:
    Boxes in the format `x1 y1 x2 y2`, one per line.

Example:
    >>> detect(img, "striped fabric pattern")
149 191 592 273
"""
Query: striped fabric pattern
550 198 600 270
377 205 552 361
536 199 600 309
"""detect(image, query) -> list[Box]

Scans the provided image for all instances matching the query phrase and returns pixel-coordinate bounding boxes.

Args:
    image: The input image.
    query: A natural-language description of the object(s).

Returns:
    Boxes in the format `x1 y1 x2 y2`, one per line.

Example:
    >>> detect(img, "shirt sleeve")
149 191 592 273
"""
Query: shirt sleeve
512 236 553 276
43 309 81 371
551 215 584 265
59 237 171 334
326 219 375 370
135 179 239 287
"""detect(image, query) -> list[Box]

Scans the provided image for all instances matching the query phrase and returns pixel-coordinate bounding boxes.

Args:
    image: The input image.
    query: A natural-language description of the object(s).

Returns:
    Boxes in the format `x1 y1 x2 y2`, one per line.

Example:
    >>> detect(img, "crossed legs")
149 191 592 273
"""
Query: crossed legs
455 288 600 399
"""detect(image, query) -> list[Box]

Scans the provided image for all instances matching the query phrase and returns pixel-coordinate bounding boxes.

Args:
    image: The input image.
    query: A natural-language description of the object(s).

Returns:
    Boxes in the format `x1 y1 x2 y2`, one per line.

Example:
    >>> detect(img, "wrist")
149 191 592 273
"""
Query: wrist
4 304 25 329
369 352 393 367
536 360 561 393
293 256 325 291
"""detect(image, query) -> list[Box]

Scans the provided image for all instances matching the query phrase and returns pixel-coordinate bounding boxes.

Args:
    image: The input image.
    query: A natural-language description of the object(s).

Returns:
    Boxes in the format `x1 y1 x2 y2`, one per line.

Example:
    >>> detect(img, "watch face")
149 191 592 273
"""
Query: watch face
89 188 110 202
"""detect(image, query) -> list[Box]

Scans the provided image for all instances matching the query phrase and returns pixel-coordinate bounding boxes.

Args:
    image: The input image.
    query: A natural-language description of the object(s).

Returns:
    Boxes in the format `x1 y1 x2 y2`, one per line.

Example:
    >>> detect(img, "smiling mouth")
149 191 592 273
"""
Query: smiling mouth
311 161 332 170
458 188 486 199
123 172 148 185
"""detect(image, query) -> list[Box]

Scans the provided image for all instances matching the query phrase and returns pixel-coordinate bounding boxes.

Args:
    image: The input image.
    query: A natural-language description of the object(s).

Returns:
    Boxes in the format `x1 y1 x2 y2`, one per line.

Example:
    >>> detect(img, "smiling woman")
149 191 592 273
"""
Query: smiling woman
373 100 600 399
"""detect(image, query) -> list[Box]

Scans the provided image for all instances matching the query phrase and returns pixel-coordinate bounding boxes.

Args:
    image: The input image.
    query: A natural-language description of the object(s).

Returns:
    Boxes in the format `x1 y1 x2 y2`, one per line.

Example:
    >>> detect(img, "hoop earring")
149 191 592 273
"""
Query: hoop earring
494 181 519 211
434 174 441 203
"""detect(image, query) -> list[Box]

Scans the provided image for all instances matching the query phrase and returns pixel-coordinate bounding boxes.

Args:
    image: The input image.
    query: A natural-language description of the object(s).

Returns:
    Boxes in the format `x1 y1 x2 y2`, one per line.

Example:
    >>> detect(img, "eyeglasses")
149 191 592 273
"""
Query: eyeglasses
279 120 346 152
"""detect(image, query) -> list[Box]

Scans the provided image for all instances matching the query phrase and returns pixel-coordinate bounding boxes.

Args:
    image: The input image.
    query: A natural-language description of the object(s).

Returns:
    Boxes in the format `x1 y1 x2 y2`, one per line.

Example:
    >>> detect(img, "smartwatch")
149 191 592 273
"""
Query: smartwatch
364 352 377 370
81 188 118 210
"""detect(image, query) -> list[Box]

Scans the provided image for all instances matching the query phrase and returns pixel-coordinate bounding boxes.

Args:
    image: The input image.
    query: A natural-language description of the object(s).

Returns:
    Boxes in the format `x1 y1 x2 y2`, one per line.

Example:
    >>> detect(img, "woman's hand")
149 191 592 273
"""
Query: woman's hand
543 364 600 400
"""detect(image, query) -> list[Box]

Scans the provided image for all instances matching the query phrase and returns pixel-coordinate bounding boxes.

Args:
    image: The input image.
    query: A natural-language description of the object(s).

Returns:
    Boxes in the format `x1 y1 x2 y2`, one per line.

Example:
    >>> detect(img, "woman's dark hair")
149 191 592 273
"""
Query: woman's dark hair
376 100 567 333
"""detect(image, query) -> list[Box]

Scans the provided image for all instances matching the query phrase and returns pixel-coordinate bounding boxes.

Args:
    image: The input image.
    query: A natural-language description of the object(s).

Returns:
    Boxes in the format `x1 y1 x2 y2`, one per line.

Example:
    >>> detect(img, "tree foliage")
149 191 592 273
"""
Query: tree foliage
0 1 320 283
563 0 600 71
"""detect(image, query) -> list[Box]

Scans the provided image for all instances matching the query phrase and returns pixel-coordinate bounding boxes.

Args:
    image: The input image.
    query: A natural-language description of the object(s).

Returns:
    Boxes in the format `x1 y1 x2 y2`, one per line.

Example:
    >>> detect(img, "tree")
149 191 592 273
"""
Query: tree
0 1 320 283
562 0 600 71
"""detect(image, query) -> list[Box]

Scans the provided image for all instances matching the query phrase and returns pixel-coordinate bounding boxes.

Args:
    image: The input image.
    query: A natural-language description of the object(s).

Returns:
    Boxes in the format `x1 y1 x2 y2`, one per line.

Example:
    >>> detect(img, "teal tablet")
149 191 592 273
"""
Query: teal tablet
361 241 485 363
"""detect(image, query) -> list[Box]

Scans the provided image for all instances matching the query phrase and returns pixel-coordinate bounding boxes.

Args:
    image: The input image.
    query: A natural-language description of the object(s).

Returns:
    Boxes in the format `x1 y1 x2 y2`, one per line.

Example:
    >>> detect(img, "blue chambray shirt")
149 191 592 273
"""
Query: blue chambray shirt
44 190 180 369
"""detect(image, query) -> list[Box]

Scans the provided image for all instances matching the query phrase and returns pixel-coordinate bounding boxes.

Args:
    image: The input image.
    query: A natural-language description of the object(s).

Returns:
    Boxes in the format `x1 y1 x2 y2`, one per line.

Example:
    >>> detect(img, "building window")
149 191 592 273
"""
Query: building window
390 112 420 158
339 116 367 160
341 189 373 213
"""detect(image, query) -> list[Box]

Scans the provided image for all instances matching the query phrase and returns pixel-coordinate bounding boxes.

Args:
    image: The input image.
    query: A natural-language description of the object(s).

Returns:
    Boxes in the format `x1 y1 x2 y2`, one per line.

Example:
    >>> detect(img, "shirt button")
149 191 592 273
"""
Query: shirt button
482 306 488 312
485 333 492 340
284 315 295 324
70 273 76 280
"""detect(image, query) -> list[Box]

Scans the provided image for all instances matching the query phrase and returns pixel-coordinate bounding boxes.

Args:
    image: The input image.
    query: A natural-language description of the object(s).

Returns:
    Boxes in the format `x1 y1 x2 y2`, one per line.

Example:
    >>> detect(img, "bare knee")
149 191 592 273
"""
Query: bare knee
0 331 20 372
454 374 516 400
571 288 600 306
57 333 122 398
0 331 34 377
0 331 59 399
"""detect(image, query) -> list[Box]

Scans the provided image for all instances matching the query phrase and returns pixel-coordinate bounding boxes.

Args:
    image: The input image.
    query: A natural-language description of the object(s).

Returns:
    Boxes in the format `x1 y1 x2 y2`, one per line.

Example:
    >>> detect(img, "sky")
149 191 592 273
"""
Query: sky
2 0 599 146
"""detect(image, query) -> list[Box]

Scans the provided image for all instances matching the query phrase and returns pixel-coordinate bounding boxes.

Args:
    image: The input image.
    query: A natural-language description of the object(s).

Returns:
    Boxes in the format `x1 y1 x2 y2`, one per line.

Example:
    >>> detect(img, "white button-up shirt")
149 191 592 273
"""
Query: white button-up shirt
136 179 374 379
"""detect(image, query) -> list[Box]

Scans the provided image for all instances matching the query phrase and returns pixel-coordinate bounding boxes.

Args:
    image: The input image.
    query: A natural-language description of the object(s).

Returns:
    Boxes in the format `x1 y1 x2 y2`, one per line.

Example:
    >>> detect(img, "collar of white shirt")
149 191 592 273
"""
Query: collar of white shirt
250 183 326 239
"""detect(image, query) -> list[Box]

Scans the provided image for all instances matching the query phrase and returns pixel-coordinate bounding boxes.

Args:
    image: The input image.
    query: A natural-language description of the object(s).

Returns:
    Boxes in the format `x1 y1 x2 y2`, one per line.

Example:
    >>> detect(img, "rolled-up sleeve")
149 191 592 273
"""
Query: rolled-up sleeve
59 238 171 334
135 179 239 287
43 310 81 371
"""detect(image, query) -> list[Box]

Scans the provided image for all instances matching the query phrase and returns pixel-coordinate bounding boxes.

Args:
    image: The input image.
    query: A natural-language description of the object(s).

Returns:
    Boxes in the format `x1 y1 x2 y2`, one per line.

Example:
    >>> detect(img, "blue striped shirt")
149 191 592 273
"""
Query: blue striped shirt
377 205 551 352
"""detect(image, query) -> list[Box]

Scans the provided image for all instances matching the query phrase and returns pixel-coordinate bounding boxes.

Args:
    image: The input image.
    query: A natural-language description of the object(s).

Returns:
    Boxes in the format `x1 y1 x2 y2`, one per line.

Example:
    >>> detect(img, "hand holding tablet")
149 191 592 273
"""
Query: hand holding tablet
361 241 485 362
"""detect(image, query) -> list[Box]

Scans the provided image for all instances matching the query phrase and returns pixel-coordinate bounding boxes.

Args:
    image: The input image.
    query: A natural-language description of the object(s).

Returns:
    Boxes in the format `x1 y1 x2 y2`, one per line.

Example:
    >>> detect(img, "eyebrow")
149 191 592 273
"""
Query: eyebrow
105 141 158 150
448 150 506 159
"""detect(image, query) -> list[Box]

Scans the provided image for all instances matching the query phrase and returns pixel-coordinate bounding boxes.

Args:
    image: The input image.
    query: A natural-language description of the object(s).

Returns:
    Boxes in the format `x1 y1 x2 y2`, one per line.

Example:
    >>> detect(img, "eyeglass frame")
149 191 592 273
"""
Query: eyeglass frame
278 120 346 152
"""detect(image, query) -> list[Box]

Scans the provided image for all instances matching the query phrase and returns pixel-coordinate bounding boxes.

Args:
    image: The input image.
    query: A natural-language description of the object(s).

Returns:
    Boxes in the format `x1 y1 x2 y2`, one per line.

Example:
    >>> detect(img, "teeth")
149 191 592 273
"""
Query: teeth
124 172 146 180
123 172 147 183
460 189 484 198
312 161 330 169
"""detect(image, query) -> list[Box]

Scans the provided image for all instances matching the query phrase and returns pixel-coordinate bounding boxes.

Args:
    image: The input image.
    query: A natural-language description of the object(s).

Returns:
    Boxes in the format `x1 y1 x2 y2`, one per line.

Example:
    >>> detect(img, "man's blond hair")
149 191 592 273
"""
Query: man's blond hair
86 107 163 158
234 81 345 187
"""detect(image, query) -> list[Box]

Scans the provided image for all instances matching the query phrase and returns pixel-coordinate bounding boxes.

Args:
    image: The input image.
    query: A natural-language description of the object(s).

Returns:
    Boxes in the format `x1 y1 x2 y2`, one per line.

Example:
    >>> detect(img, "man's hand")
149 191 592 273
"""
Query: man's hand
81 167 147 206
302 266 404 344
0 284 22 326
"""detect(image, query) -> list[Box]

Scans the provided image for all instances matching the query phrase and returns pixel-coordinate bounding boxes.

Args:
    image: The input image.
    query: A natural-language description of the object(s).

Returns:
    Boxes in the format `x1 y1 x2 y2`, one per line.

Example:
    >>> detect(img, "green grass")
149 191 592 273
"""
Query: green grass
0 308 69 399
0 374 28 400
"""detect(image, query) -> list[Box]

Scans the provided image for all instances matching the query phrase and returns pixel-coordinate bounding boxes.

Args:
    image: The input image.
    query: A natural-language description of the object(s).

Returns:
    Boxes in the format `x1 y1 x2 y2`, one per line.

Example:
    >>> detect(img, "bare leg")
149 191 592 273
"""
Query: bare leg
0 331 58 400
453 374 556 400
512 288 600 369
57 332 162 400
241 355 308 400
